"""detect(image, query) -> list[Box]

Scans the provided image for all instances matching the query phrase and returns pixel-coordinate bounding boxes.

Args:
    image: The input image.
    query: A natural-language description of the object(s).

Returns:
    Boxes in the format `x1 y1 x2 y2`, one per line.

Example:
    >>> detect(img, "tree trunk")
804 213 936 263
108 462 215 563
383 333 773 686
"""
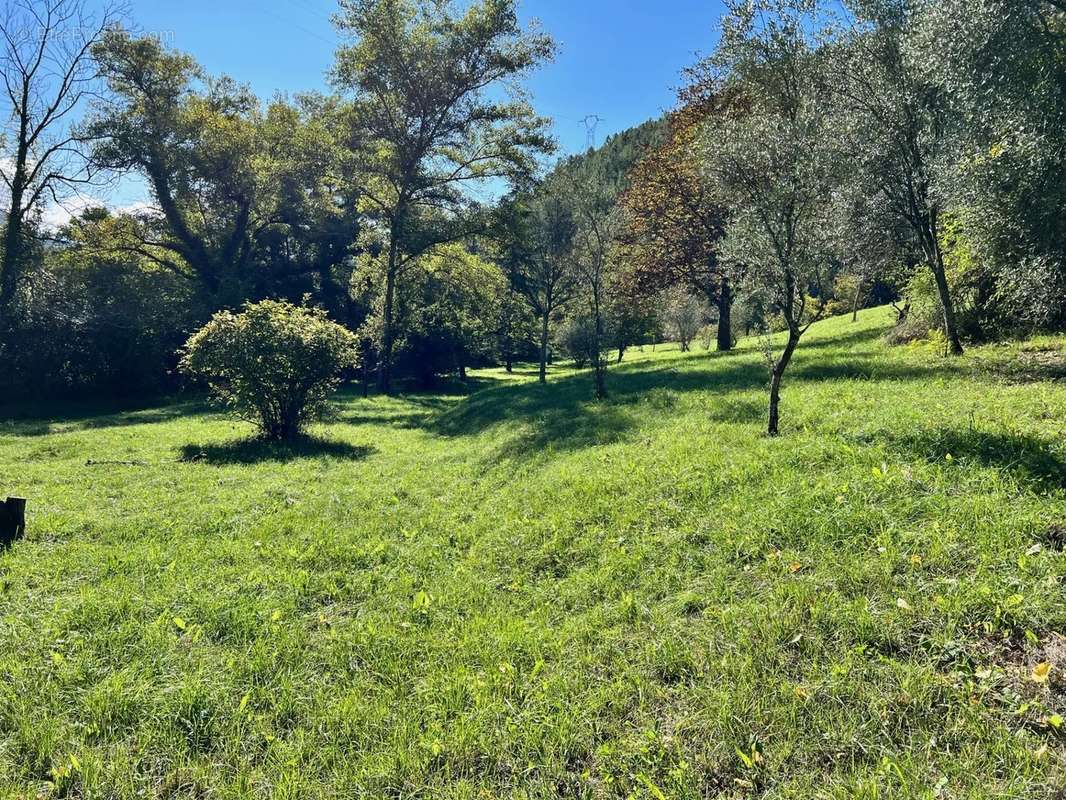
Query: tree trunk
930 258 963 355
538 311 550 383
0 115 31 320
146 162 224 296
767 327 802 437
717 275 733 352
0 194 26 319
505 356 513 373
851 279 864 322
924 212 964 356
377 238 399 394
592 293 607 399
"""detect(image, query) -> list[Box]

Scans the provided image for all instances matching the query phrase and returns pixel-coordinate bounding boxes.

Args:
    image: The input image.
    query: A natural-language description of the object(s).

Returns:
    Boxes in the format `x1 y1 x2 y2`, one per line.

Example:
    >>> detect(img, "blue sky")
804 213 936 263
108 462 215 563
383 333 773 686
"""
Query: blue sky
80 0 725 211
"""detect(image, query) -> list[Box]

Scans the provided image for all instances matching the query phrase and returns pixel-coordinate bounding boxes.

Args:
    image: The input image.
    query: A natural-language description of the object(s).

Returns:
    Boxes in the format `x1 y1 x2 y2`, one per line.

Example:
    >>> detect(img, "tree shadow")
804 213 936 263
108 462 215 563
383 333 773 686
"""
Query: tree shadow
883 427 1066 492
979 348 1066 384
428 343 955 461
437 349 941 432
799 325 889 351
491 402 638 461
0 397 212 438
431 355 767 459
334 393 460 429
337 410 442 429
379 374 513 397
179 436 376 466
792 359 948 382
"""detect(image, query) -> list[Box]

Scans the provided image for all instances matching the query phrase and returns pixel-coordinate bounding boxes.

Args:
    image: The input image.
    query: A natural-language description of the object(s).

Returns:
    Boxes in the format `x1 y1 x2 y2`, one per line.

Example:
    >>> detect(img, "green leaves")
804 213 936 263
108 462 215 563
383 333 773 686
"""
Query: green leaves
89 30 264 298
329 0 557 388
179 300 359 441
412 590 433 617
332 0 555 232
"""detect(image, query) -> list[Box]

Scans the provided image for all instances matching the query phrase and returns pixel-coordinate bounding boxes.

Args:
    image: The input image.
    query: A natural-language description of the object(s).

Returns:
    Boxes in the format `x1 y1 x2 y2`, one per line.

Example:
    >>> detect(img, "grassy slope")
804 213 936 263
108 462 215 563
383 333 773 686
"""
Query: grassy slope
1 307 1066 798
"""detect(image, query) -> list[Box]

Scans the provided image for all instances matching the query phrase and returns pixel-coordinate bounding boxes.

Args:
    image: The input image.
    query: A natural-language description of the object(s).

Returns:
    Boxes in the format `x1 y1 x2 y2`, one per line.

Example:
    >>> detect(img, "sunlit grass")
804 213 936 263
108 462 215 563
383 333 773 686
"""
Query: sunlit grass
1 307 1065 797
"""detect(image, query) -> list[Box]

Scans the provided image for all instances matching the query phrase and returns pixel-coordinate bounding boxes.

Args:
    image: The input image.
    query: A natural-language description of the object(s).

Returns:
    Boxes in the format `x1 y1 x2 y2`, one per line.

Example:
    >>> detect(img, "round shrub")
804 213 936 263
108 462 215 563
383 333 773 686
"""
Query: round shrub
179 300 358 441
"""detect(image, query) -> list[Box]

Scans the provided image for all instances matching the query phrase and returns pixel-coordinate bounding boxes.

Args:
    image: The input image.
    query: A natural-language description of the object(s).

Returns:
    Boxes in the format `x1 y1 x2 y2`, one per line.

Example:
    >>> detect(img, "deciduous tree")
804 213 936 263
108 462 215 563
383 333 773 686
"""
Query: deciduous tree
620 81 733 351
569 169 619 400
0 0 122 318
332 0 554 393
505 185 578 383
88 31 263 303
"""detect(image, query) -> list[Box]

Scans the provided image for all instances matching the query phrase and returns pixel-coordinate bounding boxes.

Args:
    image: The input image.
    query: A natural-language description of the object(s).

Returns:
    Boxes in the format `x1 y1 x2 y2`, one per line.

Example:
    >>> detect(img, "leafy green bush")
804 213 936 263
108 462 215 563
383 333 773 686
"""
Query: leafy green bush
555 314 598 368
886 213 1009 347
180 301 358 440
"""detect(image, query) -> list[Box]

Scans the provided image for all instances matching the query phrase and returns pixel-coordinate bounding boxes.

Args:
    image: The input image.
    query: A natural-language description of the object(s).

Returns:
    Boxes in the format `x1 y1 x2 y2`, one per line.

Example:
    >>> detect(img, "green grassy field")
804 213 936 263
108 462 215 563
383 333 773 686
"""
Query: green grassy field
2 306 1066 798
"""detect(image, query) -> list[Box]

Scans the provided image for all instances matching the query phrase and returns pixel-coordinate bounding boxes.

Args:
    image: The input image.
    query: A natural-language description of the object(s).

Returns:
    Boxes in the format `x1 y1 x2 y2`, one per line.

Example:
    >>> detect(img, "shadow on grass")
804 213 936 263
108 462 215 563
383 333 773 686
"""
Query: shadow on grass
432 345 946 457
707 397 767 424
794 358 953 382
378 374 513 397
335 393 459 430
434 352 768 439
1 398 213 438
491 401 638 461
179 436 376 466
799 324 888 351
886 427 1066 492
980 349 1066 384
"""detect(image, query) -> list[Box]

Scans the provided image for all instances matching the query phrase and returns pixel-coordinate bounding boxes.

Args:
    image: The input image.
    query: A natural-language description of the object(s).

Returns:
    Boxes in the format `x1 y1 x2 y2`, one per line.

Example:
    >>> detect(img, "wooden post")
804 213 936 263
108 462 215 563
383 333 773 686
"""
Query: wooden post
1 497 26 547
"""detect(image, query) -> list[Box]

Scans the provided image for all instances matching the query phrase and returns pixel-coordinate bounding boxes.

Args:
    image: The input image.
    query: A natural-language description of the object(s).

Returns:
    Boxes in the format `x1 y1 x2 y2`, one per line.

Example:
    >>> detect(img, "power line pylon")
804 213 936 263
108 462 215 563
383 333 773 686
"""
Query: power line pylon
580 115 604 150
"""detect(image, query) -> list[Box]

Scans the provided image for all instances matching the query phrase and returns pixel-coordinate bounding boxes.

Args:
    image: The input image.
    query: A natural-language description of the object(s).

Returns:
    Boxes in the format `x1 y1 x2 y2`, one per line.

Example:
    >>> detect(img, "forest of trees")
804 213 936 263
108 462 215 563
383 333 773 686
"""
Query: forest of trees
2 0 1064 434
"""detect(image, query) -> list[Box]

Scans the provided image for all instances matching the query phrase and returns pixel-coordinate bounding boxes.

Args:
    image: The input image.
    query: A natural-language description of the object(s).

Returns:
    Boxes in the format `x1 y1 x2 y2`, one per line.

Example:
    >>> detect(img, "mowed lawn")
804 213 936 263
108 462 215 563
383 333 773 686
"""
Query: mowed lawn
3 307 1066 798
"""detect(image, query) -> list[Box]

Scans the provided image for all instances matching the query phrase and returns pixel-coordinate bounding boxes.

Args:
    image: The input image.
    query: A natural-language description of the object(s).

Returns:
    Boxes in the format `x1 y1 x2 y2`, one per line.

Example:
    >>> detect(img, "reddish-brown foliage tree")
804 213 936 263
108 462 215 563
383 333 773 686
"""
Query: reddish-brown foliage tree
618 81 734 351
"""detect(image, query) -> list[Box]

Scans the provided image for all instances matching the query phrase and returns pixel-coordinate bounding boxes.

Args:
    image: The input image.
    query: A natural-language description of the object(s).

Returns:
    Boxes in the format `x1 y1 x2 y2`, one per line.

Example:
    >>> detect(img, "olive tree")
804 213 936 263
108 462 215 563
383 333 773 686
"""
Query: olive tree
659 287 706 352
701 0 845 436
569 169 620 400
910 0 1066 331
834 0 967 353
